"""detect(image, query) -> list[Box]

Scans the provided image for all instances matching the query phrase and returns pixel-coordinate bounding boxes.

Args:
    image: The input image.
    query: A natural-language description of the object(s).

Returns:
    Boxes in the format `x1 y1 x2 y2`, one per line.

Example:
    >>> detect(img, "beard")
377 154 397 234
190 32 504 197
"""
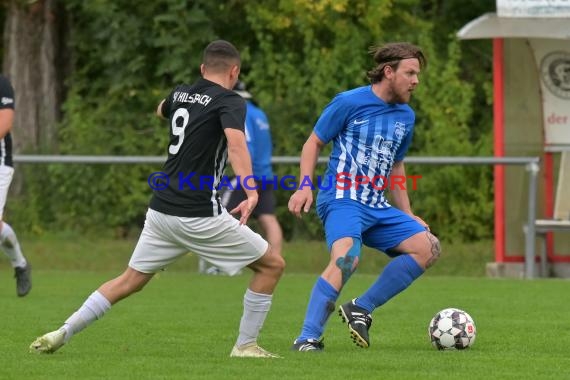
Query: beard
392 90 411 104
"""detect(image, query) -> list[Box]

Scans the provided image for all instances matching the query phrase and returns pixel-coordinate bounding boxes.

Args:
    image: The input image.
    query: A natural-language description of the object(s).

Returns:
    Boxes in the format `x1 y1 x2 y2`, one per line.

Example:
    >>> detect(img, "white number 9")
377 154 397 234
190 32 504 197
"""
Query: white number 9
169 108 189 155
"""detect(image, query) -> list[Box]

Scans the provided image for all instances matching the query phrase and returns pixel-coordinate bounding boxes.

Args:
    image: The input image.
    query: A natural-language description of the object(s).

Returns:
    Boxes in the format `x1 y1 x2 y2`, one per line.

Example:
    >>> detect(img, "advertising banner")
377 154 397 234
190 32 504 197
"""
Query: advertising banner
497 0 570 17
531 39 570 146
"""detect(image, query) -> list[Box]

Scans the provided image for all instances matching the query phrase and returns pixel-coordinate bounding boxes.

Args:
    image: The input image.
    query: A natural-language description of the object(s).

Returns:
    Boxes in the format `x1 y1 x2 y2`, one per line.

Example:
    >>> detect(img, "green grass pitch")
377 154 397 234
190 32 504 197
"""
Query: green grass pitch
2 271 569 379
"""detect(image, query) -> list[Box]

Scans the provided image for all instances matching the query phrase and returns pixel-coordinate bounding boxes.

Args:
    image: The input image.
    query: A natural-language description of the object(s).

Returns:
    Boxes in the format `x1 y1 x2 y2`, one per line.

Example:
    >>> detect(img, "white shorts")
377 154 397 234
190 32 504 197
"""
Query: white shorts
0 165 14 220
129 208 268 275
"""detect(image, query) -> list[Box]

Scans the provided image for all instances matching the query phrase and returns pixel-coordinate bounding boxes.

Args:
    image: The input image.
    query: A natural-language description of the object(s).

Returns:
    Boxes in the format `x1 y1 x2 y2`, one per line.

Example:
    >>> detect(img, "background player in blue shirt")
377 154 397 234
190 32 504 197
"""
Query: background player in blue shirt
223 81 283 258
288 42 441 351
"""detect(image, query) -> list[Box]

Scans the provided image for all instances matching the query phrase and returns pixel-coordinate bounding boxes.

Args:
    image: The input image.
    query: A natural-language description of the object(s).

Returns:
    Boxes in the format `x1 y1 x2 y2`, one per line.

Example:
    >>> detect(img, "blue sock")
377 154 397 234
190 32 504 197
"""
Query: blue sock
355 254 424 313
297 277 339 341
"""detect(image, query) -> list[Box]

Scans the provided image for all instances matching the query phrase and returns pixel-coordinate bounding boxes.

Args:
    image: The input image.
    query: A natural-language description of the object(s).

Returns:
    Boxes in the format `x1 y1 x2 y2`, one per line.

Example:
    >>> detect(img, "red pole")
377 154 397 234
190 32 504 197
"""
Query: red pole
544 152 554 260
493 38 506 263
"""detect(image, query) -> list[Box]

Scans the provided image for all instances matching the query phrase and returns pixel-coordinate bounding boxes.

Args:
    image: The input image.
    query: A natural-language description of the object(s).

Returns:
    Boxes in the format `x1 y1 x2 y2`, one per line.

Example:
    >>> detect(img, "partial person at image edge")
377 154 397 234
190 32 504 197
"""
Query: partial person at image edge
0 74 31 297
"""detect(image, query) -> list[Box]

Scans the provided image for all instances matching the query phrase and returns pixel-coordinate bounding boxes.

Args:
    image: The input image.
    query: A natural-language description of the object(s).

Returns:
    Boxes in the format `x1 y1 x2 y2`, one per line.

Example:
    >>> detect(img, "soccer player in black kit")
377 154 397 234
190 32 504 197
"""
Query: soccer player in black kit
30 40 285 358
0 74 32 297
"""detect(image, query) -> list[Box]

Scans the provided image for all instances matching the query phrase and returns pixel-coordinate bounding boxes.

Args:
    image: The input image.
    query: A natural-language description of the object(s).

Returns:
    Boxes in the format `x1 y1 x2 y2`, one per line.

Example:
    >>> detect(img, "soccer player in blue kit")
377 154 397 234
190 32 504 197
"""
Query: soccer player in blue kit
288 42 441 351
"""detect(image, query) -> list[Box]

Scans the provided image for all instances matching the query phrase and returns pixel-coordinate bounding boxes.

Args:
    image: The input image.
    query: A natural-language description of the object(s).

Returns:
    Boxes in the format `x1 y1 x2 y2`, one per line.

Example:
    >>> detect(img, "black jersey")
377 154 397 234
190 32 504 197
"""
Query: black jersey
149 78 247 217
0 75 14 167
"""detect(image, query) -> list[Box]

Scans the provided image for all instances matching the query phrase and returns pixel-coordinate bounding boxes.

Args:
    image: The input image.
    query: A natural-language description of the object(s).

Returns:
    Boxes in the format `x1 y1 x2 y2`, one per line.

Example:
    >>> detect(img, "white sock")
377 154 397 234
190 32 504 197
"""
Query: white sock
0 222 26 268
61 291 111 343
235 288 273 347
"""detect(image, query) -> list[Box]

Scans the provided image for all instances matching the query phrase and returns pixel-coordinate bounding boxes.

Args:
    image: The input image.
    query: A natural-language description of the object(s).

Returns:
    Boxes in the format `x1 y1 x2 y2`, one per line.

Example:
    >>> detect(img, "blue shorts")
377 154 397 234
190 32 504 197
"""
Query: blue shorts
316 198 427 256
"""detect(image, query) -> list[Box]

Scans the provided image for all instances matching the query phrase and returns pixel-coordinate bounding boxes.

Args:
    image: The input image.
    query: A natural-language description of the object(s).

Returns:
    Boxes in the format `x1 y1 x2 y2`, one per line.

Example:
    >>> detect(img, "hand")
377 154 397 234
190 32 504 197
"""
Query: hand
230 195 258 225
288 189 313 218
412 215 430 230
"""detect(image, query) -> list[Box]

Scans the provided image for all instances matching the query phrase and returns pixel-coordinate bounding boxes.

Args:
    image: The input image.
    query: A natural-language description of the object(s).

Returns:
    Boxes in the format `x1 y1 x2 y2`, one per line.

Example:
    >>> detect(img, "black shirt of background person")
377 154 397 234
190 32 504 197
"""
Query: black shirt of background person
0 75 14 167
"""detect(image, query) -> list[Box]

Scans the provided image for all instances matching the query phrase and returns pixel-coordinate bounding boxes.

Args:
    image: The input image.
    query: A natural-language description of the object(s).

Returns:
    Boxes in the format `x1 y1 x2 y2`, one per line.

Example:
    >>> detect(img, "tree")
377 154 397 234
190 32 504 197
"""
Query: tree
3 0 496 241
2 0 69 154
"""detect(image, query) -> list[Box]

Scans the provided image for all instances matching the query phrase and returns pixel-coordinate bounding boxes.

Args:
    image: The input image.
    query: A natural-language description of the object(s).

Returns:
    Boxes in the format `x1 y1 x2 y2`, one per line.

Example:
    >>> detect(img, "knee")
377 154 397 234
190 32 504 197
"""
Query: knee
420 232 441 269
271 253 286 276
332 238 361 284
259 245 286 277
335 254 359 273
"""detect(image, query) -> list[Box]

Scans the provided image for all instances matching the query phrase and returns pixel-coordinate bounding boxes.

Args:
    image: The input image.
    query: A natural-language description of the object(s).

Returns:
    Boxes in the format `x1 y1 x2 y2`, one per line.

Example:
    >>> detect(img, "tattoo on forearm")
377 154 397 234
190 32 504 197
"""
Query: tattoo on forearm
425 232 441 268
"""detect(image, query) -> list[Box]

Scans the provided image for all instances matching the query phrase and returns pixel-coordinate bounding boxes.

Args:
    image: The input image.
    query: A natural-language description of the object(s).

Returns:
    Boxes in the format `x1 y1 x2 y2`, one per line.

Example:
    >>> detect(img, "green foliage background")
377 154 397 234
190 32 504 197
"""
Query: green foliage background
11 0 497 241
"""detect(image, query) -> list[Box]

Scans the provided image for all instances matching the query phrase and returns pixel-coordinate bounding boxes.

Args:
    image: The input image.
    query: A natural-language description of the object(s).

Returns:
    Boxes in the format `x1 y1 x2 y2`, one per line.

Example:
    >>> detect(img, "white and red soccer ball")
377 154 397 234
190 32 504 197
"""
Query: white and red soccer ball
428 308 476 350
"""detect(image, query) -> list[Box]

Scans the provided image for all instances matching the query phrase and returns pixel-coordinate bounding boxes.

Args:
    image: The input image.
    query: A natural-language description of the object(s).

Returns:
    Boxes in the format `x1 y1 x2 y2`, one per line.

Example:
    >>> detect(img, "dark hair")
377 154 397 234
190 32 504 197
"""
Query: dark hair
202 40 241 73
367 42 426 83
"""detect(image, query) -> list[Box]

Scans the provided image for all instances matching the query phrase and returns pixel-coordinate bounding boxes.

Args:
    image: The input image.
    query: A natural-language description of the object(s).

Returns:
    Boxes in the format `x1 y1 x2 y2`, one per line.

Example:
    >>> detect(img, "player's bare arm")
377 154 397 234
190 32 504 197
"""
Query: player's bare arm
288 132 325 218
390 161 429 229
225 127 258 225
156 99 166 119
0 108 14 139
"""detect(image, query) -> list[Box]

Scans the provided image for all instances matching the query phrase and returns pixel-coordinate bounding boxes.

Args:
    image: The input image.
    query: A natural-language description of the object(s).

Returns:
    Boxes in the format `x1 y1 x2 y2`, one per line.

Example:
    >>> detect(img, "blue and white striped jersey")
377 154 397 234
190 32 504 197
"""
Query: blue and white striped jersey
314 85 415 208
